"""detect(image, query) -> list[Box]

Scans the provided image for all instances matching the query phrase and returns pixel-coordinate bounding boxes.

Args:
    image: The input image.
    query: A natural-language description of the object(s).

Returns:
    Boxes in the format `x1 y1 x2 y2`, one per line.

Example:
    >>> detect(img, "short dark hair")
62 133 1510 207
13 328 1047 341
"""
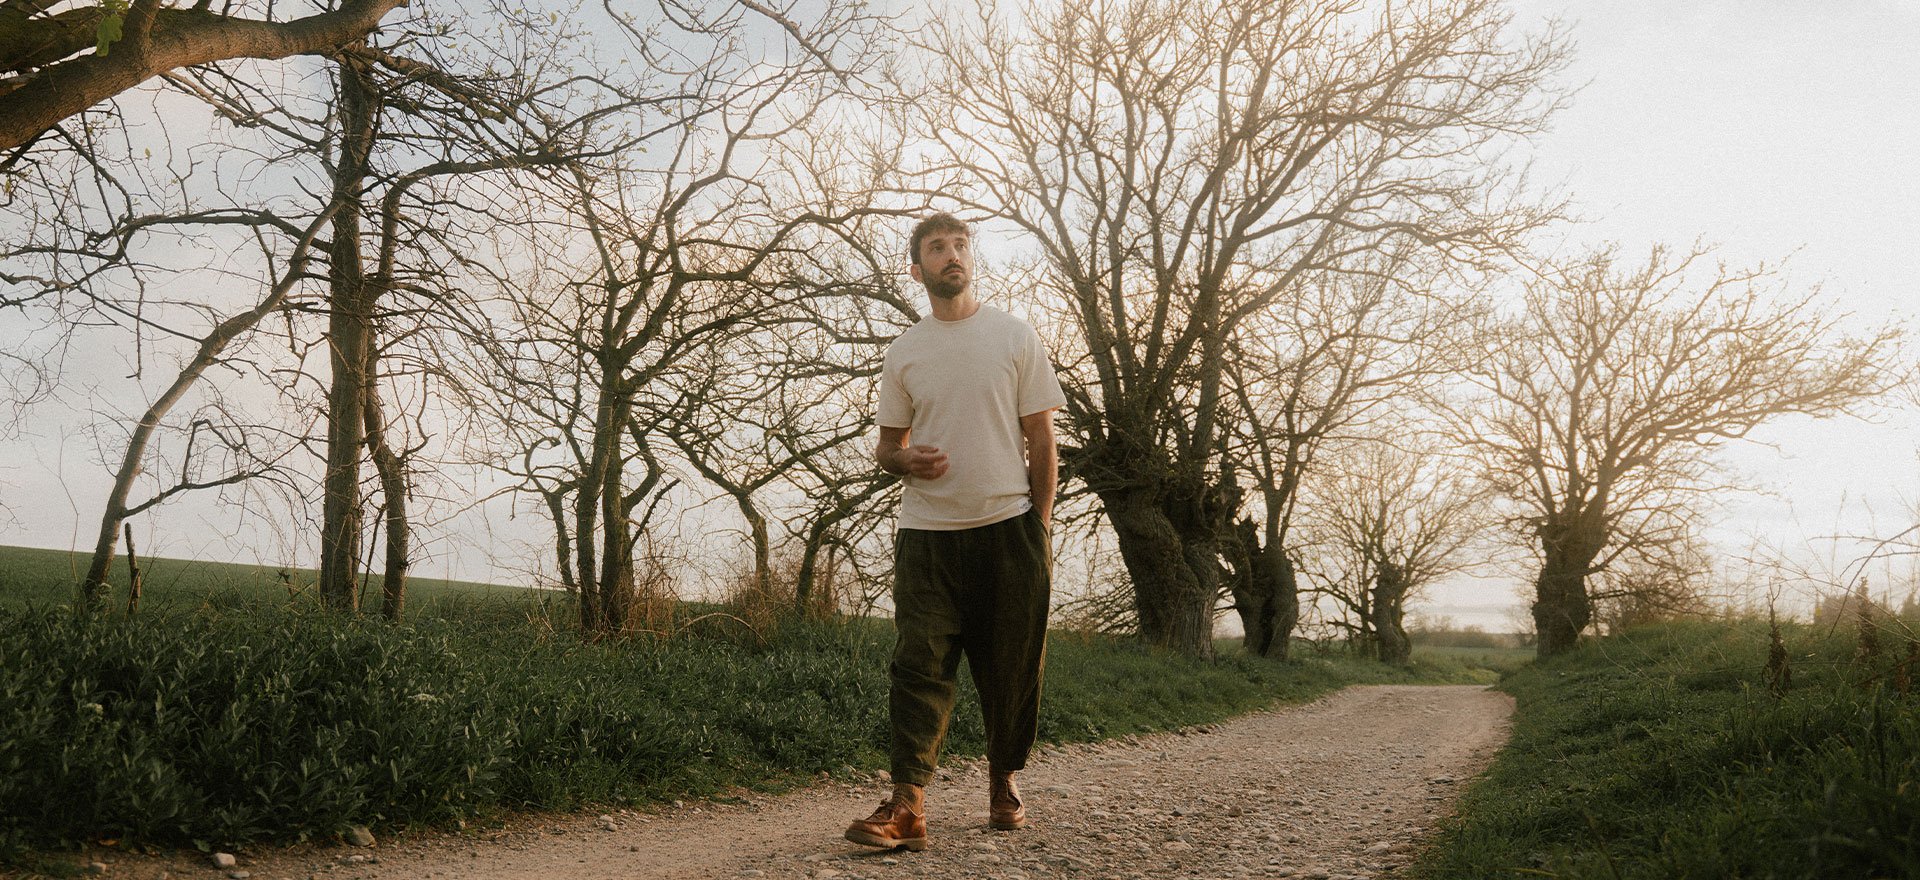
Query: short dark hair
909 213 970 266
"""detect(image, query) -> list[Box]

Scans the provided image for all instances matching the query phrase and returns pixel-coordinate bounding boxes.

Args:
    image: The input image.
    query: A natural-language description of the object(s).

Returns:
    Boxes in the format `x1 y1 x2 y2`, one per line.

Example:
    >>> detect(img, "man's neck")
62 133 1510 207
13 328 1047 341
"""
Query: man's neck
929 290 981 322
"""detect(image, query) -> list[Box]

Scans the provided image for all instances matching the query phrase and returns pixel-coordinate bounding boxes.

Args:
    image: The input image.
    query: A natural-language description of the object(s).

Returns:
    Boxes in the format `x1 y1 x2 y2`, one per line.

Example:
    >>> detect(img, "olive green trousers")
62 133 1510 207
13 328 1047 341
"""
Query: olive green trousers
888 506 1051 787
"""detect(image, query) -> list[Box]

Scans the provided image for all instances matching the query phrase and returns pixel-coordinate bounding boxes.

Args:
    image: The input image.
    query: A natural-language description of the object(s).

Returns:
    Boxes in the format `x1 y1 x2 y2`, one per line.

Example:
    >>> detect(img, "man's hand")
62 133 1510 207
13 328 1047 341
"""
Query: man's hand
877 426 949 479
896 445 949 480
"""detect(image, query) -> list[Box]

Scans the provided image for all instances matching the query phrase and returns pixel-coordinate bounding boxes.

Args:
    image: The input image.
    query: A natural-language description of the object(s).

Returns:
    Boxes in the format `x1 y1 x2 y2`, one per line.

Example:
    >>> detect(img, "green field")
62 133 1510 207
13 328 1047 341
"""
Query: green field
0 544 550 614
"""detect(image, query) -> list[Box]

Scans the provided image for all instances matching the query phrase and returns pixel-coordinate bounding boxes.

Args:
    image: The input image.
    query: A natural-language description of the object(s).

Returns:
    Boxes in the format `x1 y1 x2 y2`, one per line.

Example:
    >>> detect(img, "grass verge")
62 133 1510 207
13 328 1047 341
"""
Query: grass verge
0 594 1503 860
1407 618 1920 880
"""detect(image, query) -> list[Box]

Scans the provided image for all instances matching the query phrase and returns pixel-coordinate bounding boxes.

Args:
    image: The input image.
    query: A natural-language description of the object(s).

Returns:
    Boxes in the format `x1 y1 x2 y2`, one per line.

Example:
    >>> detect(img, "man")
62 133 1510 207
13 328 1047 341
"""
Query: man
844 213 1066 851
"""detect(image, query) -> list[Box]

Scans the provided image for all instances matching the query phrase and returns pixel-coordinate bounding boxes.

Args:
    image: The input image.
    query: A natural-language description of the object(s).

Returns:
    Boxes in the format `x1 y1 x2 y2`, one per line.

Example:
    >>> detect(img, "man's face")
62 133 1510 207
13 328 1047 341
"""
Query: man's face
911 230 972 300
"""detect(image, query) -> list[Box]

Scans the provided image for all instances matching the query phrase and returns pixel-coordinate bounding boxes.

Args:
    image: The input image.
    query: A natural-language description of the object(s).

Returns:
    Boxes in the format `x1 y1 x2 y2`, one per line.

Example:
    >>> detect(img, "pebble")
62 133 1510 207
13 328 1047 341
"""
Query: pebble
346 825 376 847
227 872 251 880
83 864 107 876
211 853 238 869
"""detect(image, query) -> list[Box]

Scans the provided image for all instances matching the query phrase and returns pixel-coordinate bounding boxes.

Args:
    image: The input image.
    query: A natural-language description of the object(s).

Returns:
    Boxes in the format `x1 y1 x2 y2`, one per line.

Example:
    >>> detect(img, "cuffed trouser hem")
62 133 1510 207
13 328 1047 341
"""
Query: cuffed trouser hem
891 768 935 787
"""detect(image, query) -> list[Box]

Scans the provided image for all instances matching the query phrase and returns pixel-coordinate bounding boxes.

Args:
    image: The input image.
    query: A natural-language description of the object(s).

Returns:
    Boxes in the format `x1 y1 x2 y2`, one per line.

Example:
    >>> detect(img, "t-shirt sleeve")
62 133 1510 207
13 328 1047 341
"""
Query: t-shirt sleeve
876 346 913 428
1016 326 1069 417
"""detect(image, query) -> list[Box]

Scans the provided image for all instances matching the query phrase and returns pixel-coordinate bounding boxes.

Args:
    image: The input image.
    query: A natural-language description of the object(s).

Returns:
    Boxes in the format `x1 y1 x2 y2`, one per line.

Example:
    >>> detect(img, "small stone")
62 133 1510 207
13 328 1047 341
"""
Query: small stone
342 854 368 865
1428 775 1454 784
672 800 686 809
1227 805 1243 818
739 872 764 878
1366 842 1392 855
814 870 843 879
227 872 251 880
881 857 899 865
1171 807 1185 817
211 853 238 870
1165 841 1195 853
83 864 108 876
345 825 375 847
875 770 893 784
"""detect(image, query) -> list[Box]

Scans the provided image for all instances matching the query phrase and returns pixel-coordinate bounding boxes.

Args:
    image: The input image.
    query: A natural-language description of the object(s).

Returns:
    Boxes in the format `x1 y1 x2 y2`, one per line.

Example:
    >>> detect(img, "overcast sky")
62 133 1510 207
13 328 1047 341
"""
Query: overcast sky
2 1 1915 629
1408 0 1920 628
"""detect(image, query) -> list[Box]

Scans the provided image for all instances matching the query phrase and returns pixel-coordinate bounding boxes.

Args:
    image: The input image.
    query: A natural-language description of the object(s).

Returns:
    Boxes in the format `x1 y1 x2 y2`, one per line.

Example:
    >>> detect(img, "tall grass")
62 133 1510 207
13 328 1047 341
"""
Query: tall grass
1409 618 1920 879
0 594 1507 856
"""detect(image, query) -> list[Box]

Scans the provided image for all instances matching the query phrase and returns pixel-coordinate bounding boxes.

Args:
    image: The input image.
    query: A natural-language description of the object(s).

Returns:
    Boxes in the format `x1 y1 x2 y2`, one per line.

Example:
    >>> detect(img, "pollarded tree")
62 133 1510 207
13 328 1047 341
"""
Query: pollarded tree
1298 439 1484 664
1220 246 1487 658
917 0 1568 656
1465 243 1902 657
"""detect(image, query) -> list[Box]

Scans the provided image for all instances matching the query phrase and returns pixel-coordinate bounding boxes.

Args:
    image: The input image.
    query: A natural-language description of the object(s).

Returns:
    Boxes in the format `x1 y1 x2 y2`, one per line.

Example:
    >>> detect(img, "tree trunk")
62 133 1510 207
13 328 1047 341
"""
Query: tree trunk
1371 560 1412 665
595 427 633 633
544 488 578 595
317 51 377 611
795 521 827 614
1261 547 1299 661
1225 518 1299 660
1102 487 1215 659
1533 523 1601 657
362 350 408 621
733 492 771 599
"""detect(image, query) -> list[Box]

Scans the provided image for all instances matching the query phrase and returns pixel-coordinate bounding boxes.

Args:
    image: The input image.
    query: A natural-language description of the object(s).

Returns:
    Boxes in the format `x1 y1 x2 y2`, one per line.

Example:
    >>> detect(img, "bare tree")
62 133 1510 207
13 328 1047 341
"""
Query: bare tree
1464 243 1902 656
1 47 352 609
6 3 581 615
445 0 904 635
0 0 406 152
1220 247 1487 658
308 28 579 615
916 0 1568 655
1299 439 1484 664
76 204 340 606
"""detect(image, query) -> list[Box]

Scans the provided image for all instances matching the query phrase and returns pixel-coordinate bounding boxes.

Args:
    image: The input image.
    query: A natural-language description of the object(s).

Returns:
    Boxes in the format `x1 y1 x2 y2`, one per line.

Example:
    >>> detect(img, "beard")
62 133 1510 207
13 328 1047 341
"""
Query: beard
922 268 968 300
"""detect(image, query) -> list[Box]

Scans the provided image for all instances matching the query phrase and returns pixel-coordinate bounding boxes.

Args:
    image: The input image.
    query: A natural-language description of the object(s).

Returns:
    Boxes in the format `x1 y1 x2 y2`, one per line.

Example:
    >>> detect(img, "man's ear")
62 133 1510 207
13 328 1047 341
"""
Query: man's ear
908 262 924 285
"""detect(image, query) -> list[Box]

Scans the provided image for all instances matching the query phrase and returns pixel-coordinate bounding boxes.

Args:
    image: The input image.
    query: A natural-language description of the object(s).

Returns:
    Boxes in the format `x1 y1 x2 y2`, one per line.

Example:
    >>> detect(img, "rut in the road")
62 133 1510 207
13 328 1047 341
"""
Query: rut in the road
88 684 1513 880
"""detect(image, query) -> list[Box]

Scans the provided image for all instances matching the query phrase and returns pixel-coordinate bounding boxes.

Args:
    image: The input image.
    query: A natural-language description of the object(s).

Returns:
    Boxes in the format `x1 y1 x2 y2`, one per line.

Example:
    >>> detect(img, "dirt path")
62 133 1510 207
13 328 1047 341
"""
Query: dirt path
72 684 1512 880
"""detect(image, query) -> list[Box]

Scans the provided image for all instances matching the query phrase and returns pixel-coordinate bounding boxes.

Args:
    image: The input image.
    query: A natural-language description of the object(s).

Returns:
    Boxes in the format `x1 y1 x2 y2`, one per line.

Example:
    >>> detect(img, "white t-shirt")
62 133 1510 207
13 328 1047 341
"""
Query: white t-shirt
877 305 1068 530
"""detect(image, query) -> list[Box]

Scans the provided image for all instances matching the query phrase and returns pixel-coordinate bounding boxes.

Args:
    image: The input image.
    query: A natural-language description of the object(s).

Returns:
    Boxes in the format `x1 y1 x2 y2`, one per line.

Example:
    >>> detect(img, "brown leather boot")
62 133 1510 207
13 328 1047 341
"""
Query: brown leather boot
989 772 1026 830
845 797 929 851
